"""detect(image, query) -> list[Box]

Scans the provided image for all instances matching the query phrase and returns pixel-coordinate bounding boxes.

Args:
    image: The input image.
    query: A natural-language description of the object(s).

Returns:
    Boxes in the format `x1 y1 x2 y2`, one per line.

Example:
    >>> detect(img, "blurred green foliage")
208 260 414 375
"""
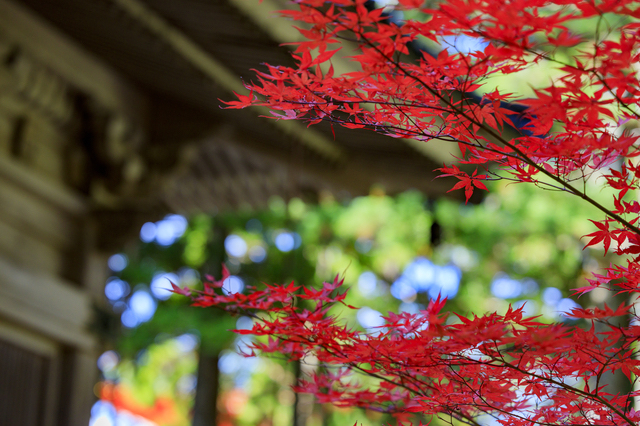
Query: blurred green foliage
100 179 608 426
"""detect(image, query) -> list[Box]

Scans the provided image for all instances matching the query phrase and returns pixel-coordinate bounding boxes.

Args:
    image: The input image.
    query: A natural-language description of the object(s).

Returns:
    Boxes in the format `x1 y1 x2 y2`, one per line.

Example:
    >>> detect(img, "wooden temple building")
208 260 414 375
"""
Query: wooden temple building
0 0 459 424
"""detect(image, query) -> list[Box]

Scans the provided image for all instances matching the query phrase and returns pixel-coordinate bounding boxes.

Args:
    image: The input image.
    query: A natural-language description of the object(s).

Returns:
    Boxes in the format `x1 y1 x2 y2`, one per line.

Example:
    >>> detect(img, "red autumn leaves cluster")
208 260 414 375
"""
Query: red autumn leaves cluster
194 0 640 425
178 269 640 426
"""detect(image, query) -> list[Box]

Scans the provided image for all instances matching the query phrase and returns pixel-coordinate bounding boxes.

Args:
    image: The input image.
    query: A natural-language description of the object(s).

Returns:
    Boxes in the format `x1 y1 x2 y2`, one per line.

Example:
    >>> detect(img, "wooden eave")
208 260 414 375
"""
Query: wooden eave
16 0 467 217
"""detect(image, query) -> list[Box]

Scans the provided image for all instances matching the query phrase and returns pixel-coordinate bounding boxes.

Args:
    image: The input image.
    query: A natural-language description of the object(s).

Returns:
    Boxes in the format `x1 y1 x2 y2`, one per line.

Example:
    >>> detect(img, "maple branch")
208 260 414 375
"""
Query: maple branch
488 357 637 426
445 355 600 426
516 45 640 124
337 21 640 238
300 106 532 166
448 11 640 126
299 311 629 425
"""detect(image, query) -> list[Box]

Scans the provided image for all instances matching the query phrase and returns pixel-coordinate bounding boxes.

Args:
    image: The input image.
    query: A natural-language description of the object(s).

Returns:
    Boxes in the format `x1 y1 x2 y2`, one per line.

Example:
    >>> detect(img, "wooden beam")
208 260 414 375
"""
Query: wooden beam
211 142 271 207
190 152 237 211
110 0 347 164
232 126 456 198
0 0 145 118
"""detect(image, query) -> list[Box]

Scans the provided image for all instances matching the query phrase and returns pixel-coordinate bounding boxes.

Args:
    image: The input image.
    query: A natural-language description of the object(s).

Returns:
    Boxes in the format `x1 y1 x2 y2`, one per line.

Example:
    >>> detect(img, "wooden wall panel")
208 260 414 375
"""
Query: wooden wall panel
0 2 149 425
0 339 51 426
21 117 69 183
0 256 94 350
0 321 60 426
0 218 63 276
0 176 77 248
0 153 81 277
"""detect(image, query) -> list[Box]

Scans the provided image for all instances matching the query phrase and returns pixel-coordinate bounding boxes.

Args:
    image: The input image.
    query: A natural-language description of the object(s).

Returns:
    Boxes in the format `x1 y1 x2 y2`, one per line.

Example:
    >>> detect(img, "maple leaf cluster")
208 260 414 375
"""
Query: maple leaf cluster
179 267 640 426
186 0 640 425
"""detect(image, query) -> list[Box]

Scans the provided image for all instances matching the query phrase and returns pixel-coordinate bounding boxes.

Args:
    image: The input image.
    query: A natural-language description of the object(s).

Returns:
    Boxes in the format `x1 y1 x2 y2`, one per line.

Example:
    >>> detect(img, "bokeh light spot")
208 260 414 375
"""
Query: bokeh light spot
139 222 156 243
236 316 253 330
358 271 378 297
248 245 266 263
521 278 539 295
150 272 179 300
222 275 244 295
104 278 129 301
155 220 176 246
440 34 489 54
557 298 580 317
175 334 199 352
129 290 157 323
403 257 435 292
121 309 139 328
107 254 128 272
513 300 538 317
491 273 522 299
225 234 248 258
275 232 295 252
429 264 461 299
166 214 188 238
391 277 417 301
219 350 243 374
399 302 421 314
357 306 385 330
97 350 119 373
89 401 116 426
542 287 563 306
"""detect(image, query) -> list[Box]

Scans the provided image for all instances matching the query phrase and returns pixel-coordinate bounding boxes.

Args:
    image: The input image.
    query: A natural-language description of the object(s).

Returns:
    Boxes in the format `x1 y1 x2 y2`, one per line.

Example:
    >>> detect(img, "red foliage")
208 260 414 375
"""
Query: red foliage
183 1 640 425
181 275 640 426
99 382 181 424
